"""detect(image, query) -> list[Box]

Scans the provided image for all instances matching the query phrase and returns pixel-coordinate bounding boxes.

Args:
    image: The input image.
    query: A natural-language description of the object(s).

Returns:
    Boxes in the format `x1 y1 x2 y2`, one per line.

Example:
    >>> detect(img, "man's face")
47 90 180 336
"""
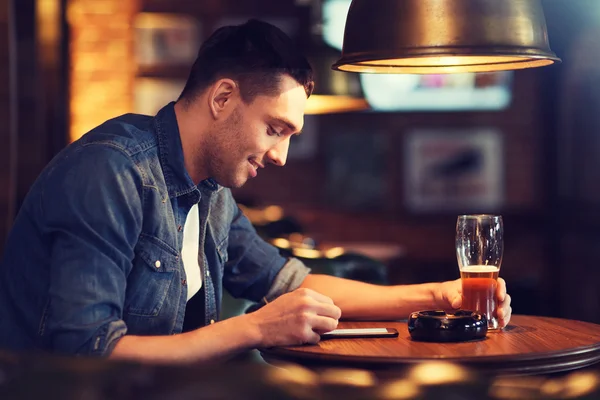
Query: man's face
206 75 307 188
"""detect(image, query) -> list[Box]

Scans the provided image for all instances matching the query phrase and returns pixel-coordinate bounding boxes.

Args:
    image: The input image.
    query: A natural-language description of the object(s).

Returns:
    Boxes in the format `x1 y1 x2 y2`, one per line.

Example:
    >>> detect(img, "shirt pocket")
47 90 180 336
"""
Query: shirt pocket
125 234 179 317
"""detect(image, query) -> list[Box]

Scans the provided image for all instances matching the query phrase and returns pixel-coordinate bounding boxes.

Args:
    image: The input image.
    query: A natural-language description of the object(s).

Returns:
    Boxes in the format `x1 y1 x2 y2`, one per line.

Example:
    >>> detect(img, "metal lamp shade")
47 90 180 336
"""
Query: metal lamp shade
332 0 561 74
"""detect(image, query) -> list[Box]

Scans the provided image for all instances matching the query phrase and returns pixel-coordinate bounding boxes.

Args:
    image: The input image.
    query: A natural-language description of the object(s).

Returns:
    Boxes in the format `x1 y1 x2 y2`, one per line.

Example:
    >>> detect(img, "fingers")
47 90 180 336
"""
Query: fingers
288 288 341 344
439 280 462 311
296 287 335 305
301 328 321 345
310 315 339 335
495 278 510 327
498 307 512 328
497 293 512 328
294 288 341 319
293 314 336 344
311 301 342 320
450 295 462 310
496 278 507 302
298 290 340 339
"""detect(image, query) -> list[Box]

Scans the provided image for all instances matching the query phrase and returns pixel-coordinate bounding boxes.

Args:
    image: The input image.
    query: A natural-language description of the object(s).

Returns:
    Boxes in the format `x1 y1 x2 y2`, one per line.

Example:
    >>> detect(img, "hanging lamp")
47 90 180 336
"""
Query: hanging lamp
304 0 369 113
332 0 560 74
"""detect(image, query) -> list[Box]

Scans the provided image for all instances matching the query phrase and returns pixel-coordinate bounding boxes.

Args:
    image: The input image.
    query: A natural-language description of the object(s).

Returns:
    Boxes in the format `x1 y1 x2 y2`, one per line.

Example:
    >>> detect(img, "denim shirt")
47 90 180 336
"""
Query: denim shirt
0 102 310 356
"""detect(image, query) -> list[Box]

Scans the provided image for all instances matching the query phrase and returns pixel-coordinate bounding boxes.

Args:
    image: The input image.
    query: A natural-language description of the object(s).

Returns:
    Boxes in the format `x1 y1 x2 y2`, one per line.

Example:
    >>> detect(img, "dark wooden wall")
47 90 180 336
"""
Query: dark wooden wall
0 0 68 254
541 0 600 323
0 0 16 251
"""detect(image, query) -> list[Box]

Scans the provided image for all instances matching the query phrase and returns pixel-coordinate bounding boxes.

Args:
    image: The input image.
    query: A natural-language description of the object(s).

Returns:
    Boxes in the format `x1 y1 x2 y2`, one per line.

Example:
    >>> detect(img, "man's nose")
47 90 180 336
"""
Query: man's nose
266 138 290 167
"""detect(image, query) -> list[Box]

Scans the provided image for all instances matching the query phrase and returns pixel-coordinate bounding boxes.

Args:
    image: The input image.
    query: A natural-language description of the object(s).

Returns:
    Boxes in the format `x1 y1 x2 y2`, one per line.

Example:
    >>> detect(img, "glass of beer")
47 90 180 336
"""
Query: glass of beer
455 215 503 330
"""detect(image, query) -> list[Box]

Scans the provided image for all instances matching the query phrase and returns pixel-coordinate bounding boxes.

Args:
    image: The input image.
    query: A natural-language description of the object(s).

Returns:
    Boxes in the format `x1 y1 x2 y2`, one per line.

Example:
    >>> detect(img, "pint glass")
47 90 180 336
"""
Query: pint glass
455 215 504 330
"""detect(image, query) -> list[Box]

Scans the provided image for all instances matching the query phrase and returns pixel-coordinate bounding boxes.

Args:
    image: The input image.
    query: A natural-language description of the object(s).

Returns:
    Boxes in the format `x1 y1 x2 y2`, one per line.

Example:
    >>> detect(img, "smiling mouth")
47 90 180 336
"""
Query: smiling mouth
248 160 260 178
249 160 264 170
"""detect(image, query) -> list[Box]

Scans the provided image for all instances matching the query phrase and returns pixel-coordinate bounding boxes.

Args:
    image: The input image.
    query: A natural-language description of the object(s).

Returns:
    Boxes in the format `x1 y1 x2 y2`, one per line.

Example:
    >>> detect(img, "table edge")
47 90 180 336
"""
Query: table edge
260 350 600 376
261 340 600 363
260 315 600 375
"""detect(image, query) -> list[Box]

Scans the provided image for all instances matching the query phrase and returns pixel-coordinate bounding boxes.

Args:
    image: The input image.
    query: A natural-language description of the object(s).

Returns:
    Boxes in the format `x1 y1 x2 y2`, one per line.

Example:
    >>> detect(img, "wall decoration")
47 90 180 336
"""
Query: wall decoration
135 13 201 67
404 128 504 213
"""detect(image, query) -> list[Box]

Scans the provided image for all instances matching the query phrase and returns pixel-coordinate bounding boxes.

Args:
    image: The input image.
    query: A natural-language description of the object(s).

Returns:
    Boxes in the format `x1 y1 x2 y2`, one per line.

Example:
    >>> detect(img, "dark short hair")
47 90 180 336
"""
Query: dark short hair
178 19 314 105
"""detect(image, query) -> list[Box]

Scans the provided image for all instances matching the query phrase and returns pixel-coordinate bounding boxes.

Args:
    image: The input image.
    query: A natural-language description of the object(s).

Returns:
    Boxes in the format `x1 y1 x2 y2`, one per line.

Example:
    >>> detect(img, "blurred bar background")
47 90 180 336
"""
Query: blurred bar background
0 0 599 325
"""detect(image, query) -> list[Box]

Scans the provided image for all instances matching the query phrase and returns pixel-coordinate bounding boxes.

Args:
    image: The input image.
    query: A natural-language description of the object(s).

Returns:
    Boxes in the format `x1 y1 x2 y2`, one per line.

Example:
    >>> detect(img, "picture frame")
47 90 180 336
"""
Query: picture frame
403 128 504 213
134 13 201 67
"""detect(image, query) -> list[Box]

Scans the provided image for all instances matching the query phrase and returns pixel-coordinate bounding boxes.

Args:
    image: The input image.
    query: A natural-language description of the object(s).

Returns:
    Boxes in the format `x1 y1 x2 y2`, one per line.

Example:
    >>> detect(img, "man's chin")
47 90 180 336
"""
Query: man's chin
212 175 247 189
228 181 246 189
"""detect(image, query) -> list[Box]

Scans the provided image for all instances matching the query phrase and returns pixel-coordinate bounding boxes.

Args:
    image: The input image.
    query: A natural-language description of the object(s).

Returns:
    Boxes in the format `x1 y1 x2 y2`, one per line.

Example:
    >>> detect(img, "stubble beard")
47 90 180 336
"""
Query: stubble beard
204 107 247 188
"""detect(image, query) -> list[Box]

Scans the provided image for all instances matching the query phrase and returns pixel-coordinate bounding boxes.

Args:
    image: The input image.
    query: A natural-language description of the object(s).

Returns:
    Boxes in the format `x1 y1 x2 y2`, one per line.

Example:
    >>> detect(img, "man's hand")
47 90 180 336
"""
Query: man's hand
435 278 512 328
246 288 342 348
111 288 340 364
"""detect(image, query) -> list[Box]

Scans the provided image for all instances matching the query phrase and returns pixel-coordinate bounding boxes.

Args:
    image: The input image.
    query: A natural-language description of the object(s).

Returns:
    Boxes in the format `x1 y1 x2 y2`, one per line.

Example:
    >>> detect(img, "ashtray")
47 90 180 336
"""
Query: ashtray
408 310 488 342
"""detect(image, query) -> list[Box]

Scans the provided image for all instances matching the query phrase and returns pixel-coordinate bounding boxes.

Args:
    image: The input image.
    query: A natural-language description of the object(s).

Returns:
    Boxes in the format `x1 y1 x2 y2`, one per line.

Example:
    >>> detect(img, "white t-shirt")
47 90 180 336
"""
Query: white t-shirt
181 203 202 302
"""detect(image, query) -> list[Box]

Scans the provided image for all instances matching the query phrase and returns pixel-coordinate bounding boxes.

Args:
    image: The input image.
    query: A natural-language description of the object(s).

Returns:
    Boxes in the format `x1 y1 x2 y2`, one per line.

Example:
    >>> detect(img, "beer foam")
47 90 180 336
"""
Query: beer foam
461 265 499 273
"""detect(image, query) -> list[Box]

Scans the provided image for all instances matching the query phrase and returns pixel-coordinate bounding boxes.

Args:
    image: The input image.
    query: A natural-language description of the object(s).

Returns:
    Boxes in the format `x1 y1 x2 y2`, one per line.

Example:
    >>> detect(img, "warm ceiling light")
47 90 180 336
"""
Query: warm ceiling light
304 94 369 115
332 0 560 74
306 41 369 114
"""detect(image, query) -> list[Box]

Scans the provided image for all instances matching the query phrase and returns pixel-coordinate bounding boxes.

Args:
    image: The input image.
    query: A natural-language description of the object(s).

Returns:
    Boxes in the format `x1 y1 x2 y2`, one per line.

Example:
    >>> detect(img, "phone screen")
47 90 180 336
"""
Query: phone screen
320 328 399 339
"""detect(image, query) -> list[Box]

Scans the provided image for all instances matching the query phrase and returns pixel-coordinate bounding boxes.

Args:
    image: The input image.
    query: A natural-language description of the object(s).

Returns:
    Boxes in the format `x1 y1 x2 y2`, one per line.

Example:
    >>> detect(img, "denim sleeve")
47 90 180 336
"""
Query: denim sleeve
39 144 143 356
222 201 310 302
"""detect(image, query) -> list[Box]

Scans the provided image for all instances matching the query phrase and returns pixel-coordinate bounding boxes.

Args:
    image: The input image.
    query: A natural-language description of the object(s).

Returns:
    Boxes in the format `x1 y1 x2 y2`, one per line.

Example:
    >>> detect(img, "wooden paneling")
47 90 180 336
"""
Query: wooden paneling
0 0 69 252
11 0 69 211
0 0 15 251
14 0 46 210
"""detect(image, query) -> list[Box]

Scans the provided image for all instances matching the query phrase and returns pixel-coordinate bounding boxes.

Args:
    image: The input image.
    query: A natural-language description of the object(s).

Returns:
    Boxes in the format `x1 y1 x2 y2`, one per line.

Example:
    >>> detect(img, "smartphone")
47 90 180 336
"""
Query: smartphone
320 328 399 339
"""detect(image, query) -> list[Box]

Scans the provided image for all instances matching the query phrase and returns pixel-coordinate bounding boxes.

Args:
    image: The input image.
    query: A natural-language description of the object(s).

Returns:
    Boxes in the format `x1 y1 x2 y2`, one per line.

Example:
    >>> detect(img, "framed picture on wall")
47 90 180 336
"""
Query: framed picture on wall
134 13 201 67
403 128 504 213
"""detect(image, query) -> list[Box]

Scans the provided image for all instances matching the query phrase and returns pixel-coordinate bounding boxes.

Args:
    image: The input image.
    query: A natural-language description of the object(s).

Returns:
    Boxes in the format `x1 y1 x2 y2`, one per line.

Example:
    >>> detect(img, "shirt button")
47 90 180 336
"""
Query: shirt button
206 270 210 277
177 225 182 232
210 319 215 324
181 279 186 286
154 260 161 268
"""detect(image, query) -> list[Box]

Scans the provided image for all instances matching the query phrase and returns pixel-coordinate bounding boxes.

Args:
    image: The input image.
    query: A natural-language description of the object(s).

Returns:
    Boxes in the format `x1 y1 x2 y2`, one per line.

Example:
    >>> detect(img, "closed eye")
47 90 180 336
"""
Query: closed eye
267 126 283 138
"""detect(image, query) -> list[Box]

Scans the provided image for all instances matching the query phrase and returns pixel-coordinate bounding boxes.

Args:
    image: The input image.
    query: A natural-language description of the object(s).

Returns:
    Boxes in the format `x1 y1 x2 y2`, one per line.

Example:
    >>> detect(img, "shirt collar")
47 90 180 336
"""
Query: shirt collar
153 102 223 198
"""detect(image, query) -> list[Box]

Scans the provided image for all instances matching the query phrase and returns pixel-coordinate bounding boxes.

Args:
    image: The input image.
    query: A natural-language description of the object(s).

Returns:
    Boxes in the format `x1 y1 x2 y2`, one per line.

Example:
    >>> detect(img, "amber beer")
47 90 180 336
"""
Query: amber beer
461 265 500 330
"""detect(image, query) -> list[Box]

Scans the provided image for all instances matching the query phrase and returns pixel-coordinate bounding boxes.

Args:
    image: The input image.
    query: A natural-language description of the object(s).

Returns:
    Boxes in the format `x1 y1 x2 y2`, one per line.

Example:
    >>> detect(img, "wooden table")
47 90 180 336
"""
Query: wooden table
260 315 600 376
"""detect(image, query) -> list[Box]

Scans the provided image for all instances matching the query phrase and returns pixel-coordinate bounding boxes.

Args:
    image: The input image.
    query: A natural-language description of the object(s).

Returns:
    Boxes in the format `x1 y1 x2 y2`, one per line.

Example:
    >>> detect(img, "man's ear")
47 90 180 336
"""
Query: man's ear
208 78 238 120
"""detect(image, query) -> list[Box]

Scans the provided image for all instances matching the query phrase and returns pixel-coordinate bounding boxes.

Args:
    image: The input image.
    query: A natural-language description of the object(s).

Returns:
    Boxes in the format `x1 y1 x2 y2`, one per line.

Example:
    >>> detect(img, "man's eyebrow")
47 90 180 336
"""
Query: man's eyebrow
271 117 300 134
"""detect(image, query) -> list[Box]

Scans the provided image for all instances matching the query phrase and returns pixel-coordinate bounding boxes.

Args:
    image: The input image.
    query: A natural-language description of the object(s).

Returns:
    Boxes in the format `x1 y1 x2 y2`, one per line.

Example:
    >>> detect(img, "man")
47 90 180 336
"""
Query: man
0 19 511 364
